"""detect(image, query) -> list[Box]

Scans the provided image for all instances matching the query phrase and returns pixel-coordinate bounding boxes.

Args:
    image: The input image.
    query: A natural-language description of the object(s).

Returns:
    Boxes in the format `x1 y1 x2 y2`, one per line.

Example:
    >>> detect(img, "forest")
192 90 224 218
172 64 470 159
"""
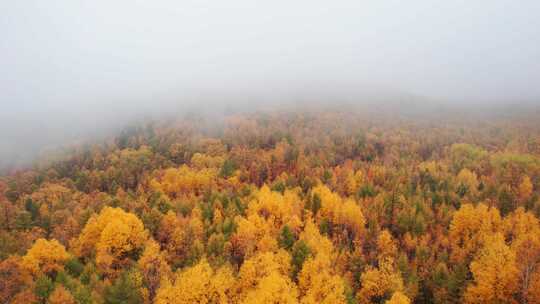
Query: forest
1 105 540 304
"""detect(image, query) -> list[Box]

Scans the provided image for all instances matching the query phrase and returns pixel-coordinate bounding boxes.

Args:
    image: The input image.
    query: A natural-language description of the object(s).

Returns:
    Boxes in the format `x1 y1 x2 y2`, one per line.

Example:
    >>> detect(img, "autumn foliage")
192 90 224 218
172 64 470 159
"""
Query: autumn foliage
0 106 539 303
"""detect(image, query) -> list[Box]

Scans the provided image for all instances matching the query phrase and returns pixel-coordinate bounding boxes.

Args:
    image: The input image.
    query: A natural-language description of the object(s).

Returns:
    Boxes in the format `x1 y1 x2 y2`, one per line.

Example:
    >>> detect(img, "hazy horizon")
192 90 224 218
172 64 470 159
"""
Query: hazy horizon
2 1 540 169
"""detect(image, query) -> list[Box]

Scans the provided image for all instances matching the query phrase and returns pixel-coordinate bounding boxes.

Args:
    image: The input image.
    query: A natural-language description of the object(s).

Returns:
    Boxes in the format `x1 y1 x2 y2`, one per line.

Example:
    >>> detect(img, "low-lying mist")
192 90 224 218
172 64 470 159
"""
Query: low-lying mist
1 1 540 171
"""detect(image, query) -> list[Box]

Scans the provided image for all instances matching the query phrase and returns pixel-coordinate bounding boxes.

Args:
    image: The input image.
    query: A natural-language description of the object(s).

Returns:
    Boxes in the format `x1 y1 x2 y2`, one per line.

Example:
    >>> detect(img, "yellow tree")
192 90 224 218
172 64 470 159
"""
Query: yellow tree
503 208 540 302
311 185 342 221
299 220 334 258
245 185 303 233
241 271 298 304
377 230 398 261
150 165 217 198
311 185 365 242
298 254 347 304
518 175 533 203
235 250 296 303
357 258 405 304
71 207 147 276
231 213 275 259
212 266 237 304
449 203 502 263
336 198 366 242
464 234 519 304
154 259 235 304
21 238 70 276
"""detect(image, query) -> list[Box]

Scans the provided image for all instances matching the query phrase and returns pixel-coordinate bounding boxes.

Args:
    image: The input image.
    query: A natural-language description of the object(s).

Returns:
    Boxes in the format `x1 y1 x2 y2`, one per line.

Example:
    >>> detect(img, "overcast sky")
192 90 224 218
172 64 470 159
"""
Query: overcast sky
1 0 540 168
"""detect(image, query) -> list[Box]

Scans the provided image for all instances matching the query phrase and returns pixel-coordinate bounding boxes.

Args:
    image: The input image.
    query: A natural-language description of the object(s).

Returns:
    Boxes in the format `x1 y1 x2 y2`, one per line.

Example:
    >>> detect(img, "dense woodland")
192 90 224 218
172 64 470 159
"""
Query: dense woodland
1 105 540 304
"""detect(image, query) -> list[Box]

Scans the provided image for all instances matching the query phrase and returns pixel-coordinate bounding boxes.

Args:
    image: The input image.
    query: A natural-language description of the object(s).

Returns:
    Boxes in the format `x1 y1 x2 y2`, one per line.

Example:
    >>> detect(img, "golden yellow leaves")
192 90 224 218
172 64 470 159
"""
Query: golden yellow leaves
21 238 69 276
246 185 303 233
231 186 303 259
241 271 298 304
357 258 405 304
154 260 234 304
299 220 334 258
312 185 342 220
154 249 348 304
503 208 540 303
449 203 502 263
311 185 366 242
294 214 347 304
150 165 218 198
336 199 366 239
518 175 533 203
231 214 273 259
236 250 291 291
452 206 540 303
377 230 398 261
464 234 519 304
298 254 347 304
154 260 211 304
237 250 297 304
71 207 147 276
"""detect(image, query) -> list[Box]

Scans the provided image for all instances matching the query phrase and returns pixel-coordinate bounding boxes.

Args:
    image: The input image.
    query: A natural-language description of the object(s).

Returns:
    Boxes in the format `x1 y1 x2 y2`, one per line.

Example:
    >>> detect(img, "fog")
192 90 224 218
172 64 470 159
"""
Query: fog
1 0 540 169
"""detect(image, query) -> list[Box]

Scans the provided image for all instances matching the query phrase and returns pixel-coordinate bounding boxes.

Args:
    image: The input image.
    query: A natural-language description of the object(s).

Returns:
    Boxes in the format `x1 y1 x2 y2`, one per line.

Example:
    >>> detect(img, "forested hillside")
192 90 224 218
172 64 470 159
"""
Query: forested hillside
1 106 540 304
